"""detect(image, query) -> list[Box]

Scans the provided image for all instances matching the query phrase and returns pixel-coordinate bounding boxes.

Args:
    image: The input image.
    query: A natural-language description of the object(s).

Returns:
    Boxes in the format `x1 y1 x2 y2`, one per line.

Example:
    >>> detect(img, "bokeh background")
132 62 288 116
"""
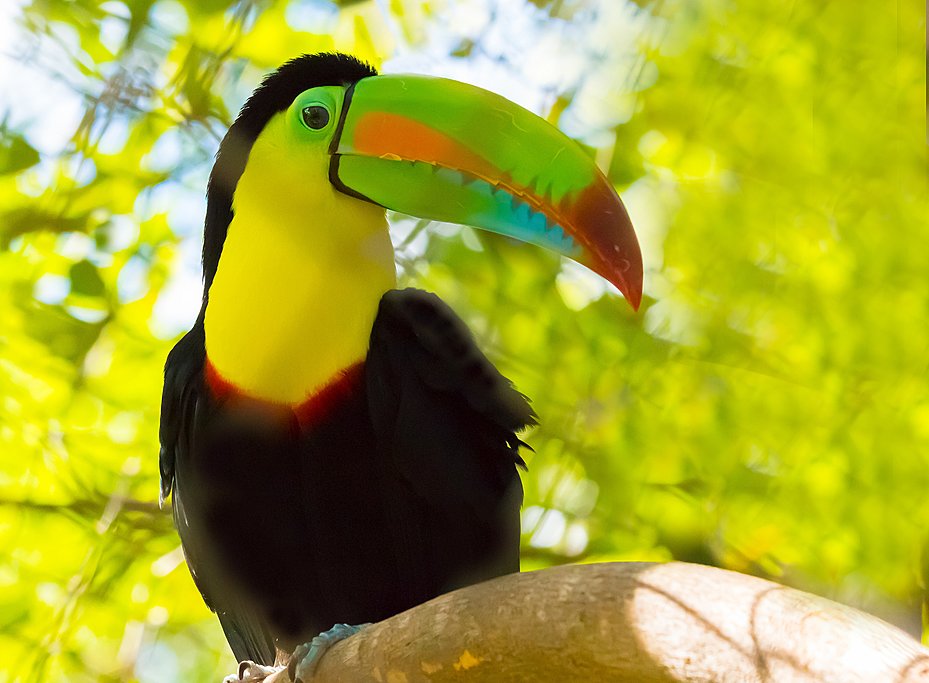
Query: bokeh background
0 0 926 680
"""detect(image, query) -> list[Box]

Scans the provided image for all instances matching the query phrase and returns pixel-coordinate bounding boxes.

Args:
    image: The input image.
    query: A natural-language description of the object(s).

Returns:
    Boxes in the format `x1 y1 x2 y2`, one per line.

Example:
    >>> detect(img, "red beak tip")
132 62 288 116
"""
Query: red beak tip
623 284 642 312
608 262 642 312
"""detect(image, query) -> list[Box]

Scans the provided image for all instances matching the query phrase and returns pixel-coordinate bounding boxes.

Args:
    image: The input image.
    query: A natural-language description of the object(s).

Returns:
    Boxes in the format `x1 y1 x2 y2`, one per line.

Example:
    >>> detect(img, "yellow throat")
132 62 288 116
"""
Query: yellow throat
203 112 396 405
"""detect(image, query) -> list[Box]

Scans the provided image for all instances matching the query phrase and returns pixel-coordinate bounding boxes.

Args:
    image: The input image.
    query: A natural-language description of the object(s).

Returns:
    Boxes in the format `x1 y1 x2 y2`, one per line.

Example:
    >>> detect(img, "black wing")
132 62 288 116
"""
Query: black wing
366 288 534 587
159 319 276 665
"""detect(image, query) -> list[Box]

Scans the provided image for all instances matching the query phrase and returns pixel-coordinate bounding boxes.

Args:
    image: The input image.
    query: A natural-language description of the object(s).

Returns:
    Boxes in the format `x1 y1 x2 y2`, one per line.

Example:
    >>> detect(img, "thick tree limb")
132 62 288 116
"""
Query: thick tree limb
239 562 929 682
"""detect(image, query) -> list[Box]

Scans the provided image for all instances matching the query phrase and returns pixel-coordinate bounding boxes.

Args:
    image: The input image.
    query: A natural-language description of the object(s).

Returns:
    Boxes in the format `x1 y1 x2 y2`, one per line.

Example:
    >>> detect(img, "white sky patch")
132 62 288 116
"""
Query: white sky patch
150 218 204 338
0 1 87 154
621 176 669 278
151 263 202 339
136 641 181 683
445 0 492 39
643 297 703 347
524 506 567 549
149 0 189 37
69 156 98 186
458 225 484 252
99 12 129 53
167 187 209 238
381 0 563 114
57 232 94 261
117 254 150 303
153 213 206 338
564 522 589 556
33 274 70 305
522 29 587 91
286 0 339 33
136 175 209 237
107 214 141 251
139 141 210 335
142 129 186 173
66 305 108 323
556 259 610 311
96 117 132 155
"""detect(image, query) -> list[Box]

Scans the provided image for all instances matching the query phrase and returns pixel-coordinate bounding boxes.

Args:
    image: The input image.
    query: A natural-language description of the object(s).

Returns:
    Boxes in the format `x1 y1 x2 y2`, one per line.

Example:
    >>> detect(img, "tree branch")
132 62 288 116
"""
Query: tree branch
238 562 929 682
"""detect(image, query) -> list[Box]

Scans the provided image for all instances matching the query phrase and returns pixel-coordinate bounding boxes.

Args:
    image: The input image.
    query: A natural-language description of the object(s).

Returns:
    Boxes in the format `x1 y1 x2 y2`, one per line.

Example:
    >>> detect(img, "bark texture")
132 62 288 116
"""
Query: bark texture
233 561 929 682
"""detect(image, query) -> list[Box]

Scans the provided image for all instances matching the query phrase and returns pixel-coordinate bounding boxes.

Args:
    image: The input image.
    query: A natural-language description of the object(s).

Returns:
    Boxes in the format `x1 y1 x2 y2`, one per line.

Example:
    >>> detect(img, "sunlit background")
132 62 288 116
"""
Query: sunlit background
0 1 926 680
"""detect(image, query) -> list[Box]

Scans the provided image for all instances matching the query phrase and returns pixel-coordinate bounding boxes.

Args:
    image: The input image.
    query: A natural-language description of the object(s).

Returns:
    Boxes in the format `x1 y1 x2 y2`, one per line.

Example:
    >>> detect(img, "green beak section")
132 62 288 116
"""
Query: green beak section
329 74 642 310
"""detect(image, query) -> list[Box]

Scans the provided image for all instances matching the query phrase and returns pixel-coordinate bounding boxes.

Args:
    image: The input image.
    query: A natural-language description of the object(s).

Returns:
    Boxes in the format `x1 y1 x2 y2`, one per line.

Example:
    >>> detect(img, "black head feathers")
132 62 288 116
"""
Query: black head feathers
234 53 376 138
202 53 377 291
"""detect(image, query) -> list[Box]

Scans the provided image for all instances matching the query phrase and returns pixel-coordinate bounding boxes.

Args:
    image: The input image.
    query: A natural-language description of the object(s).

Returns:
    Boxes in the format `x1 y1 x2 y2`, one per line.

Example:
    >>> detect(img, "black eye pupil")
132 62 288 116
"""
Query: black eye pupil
302 106 330 130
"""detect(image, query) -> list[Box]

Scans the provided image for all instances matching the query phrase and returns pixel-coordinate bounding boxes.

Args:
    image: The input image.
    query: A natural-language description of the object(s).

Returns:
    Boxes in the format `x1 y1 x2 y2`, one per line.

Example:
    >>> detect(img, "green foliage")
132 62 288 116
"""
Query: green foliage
0 0 926 680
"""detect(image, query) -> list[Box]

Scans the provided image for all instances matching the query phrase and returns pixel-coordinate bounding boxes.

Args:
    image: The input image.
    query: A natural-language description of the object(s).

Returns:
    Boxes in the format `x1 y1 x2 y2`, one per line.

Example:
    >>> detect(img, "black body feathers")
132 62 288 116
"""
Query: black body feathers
160 289 532 663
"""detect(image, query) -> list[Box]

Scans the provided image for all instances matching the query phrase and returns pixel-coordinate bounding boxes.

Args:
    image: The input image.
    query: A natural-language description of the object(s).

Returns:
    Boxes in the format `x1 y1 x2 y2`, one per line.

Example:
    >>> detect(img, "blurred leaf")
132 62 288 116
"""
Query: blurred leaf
0 131 40 176
20 301 106 363
0 208 93 248
69 260 105 297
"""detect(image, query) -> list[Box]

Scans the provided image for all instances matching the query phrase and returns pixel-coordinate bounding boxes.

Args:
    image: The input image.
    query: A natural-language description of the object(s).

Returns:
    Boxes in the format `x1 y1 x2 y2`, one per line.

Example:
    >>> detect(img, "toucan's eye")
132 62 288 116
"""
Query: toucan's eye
301 105 330 130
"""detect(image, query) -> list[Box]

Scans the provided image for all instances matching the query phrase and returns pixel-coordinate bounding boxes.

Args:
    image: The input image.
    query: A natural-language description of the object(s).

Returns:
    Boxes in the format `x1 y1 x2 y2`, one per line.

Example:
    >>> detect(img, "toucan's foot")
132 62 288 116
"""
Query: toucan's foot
222 660 282 683
288 623 369 682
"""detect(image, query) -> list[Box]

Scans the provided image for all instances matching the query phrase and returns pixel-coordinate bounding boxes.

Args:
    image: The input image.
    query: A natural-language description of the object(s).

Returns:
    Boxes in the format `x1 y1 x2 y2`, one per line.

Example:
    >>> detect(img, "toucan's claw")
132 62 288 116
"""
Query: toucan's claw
288 623 370 682
222 660 282 683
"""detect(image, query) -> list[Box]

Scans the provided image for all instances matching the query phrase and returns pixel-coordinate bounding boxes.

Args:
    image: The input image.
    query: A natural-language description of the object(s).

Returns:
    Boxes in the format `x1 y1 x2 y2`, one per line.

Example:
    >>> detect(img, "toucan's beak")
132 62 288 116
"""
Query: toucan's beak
329 75 642 310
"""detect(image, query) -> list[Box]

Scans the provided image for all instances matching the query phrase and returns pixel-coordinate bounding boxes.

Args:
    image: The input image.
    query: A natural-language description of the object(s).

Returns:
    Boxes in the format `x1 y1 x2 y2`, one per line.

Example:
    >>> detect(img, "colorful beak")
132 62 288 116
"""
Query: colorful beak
329 75 642 310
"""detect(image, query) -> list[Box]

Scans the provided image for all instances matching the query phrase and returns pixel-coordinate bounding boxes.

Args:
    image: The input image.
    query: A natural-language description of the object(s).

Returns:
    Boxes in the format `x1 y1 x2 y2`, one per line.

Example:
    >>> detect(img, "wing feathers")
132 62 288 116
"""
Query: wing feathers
367 288 533 518
159 318 276 665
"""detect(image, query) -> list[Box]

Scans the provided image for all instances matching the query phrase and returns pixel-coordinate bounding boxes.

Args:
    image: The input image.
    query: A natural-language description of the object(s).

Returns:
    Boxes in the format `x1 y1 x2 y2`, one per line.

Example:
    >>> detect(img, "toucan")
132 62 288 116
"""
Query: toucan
158 53 641 678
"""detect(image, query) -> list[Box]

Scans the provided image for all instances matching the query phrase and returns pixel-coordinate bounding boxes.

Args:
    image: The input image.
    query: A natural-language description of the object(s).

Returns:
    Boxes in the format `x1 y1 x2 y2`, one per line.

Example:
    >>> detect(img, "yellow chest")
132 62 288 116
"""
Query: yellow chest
203 129 395 405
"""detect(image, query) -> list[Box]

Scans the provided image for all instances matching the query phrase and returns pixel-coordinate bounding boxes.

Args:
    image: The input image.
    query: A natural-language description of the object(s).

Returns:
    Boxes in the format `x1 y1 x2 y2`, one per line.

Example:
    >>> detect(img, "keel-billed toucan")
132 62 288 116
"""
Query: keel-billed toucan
159 53 641 673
